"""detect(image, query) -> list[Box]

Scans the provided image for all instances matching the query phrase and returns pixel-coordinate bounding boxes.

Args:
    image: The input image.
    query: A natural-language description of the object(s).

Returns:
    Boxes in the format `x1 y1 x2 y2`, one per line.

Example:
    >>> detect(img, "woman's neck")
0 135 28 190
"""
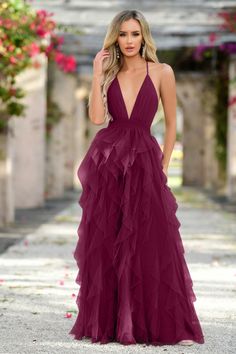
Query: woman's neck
121 55 146 72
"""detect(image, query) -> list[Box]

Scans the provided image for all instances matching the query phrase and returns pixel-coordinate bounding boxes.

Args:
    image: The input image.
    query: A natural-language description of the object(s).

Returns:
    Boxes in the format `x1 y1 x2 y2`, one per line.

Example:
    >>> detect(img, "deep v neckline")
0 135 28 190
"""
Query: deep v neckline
116 60 148 120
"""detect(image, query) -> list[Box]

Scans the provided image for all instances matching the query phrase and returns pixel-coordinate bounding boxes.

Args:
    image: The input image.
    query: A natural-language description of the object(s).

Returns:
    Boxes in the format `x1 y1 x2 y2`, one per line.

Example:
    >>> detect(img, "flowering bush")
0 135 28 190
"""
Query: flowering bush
193 10 236 61
0 0 77 133
193 9 236 176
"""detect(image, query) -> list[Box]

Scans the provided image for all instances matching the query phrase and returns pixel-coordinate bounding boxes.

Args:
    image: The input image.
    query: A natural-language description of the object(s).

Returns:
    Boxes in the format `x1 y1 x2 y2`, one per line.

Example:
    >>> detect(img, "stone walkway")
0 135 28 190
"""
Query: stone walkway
0 187 236 354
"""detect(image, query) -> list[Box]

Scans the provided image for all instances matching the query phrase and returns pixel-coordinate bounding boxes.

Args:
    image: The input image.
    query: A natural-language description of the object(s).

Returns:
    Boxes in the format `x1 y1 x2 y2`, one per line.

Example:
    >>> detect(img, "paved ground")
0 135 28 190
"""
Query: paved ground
0 187 236 354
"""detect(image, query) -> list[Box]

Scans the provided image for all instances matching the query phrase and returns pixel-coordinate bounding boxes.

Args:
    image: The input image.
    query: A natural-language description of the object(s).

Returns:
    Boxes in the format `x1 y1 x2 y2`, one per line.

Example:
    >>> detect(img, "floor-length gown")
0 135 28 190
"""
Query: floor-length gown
69 60 205 345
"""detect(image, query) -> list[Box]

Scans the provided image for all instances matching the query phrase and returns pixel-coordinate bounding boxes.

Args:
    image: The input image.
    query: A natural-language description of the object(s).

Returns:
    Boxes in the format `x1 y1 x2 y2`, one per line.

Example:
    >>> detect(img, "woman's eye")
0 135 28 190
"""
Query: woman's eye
119 33 140 37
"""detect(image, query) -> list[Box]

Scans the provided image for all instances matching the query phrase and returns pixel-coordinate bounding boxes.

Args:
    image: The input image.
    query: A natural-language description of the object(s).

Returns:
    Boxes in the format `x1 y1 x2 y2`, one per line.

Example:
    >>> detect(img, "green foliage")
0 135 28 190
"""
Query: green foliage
0 0 33 131
212 56 229 178
0 0 77 134
46 96 64 140
158 47 229 177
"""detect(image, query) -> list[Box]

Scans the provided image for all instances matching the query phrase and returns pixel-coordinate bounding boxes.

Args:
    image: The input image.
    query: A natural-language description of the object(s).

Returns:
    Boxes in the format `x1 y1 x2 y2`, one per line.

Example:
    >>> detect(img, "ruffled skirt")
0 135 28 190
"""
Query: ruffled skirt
69 123 205 345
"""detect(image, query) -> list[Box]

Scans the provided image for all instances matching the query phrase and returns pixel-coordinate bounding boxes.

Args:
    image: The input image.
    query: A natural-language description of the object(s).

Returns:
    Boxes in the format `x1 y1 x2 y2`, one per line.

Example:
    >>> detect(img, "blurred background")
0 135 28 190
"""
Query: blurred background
0 2 236 352
0 0 236 227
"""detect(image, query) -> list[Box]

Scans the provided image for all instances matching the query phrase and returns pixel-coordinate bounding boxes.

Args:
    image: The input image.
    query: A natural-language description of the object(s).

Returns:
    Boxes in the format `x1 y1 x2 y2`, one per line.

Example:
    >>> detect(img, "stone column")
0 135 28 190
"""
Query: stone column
45 61 77 198
12 53 47 208
45 119 65 198
226 54 236 201
202 78 220 190
0 126 14 225
176 72 219 190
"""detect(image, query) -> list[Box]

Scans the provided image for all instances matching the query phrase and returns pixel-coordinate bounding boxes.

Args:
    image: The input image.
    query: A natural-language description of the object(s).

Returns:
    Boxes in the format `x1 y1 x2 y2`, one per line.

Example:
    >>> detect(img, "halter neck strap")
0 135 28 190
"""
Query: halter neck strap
146 60 149 75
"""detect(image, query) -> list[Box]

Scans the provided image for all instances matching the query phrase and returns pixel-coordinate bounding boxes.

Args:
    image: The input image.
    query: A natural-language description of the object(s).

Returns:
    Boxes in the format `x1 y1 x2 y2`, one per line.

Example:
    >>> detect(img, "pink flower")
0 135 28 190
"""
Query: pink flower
64 312 72 318
36 25 48 38
209 33 217 44
45 43 55 56
218 11 230 21
63 56 77 72
28 42 40 57
0 279 4 284
36 9 54 19
36 10 48 18
54 51 77 72
4 19 14 29
9 56 17 64
8 45 15 52
193 44 208 61
54 51 65 64
59 280 64 286
30 22 36 31
228 96 236 107
71 293 76 298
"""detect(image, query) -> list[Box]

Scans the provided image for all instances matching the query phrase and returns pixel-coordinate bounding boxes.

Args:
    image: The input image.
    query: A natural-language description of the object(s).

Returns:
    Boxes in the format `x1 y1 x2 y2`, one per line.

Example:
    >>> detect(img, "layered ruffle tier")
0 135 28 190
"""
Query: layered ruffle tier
69 122 204 345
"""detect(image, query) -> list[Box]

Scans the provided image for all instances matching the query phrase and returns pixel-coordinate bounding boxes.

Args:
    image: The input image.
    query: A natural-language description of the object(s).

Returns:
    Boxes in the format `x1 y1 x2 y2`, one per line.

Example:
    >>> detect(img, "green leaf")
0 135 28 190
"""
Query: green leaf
7 101 25 116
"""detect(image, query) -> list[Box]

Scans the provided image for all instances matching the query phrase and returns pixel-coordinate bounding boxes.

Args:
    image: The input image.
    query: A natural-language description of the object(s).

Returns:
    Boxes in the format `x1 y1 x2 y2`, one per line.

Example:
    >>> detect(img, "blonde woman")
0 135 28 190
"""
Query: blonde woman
69 9 205 347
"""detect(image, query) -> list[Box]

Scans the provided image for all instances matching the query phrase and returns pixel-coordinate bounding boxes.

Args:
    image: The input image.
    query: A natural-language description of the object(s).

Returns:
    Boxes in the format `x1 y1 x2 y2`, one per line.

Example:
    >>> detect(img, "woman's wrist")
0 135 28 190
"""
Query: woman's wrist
93 72 103 80
92 75 103 86
162 162 168 169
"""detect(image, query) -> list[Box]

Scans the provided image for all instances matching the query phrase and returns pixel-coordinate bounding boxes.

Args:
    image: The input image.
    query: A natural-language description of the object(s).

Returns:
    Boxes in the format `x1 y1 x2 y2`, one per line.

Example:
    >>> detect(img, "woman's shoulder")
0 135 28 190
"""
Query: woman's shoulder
148 61 174 73
148 61 175 84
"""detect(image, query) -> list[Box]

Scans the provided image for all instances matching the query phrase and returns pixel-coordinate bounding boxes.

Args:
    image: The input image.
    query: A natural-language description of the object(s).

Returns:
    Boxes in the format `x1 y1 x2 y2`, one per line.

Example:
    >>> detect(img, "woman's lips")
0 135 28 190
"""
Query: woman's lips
125 47 134 51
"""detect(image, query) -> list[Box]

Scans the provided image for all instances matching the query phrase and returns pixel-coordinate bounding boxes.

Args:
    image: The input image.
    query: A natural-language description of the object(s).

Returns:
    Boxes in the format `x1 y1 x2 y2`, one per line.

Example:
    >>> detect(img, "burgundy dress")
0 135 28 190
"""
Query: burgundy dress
69 60 205 346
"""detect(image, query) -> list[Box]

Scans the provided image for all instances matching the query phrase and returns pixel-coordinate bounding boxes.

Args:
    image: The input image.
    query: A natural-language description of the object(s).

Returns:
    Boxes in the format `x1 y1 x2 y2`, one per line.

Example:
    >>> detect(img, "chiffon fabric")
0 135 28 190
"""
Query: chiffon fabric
69 60 205 346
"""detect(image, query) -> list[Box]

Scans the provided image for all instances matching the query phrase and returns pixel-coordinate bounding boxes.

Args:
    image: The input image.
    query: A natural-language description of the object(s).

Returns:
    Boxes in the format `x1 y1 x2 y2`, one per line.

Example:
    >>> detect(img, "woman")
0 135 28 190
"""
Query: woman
69 9 205 347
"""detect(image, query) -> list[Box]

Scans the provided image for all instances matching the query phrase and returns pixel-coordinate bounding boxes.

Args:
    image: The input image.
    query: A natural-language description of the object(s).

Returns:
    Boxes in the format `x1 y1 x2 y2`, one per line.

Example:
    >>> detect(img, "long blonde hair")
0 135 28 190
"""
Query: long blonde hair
89 10 159 123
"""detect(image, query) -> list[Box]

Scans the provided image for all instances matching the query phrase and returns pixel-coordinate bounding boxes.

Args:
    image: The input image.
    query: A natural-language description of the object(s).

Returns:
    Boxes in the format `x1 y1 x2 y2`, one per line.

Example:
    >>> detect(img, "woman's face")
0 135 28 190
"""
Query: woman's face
117 18 143 57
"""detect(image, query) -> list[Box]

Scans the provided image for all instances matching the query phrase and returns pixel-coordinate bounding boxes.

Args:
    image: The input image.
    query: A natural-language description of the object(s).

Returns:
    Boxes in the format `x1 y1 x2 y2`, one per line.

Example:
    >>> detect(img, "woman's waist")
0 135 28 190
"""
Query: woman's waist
107 118 151 133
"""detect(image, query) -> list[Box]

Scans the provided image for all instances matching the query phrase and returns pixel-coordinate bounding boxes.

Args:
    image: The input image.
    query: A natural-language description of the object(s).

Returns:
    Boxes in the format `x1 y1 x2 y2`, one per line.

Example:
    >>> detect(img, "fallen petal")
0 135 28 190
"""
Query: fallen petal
64 312 72 318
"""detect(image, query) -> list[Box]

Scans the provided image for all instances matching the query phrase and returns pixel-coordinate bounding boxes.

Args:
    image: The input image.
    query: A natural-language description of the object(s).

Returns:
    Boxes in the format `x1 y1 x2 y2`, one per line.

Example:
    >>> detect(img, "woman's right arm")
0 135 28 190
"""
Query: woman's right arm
88 48 110 125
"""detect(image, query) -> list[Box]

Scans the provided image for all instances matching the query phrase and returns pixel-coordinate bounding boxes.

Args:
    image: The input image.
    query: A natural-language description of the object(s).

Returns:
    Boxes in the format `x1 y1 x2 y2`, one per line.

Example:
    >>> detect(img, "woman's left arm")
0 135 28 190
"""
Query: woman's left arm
159 63 177 176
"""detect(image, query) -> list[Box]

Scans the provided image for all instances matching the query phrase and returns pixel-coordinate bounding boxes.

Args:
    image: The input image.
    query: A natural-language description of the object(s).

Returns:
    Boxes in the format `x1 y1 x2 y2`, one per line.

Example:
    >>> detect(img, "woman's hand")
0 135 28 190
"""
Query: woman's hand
93 48 110 78
89 48 110 124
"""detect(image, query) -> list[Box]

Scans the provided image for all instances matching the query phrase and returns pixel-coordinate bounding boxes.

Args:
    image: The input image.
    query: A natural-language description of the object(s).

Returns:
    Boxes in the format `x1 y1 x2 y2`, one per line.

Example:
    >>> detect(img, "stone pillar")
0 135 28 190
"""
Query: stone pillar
0 127 14 225
226 54 236 201
45 120 65 198
202 79 220 190
45 62 77 198
12 53 47 208
176 72 219 189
